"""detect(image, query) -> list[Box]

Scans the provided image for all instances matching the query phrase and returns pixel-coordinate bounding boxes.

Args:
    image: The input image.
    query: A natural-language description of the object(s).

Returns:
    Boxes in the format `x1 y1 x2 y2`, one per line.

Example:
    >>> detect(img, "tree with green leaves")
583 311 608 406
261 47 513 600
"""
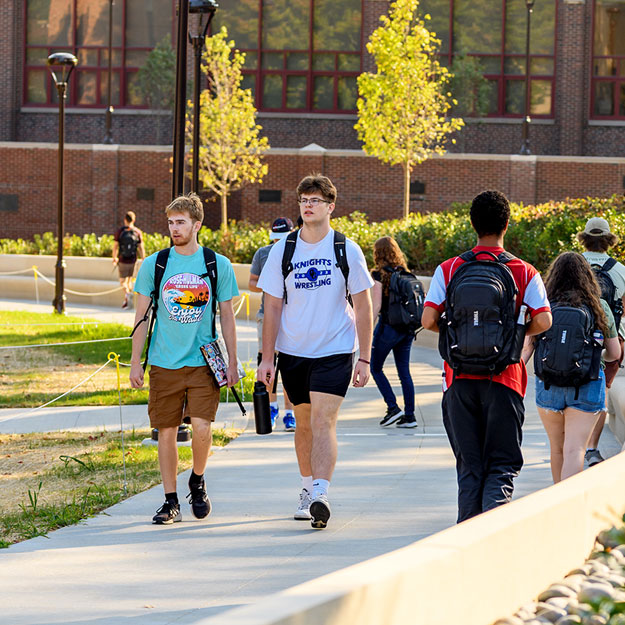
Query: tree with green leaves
449 54 491 118
355 0 463 218
189 27 269 231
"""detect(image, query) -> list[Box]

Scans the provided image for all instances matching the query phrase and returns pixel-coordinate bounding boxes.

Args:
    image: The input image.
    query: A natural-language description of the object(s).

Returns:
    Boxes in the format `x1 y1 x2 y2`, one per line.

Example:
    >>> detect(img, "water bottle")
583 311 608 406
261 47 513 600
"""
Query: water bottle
253 381 272 435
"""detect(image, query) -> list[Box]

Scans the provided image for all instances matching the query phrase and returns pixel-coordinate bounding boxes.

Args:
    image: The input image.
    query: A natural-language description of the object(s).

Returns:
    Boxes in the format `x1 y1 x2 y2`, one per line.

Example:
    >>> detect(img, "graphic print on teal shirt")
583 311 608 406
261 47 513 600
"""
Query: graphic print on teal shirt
162 272 210 324
134 247 239 369
293 257 333 291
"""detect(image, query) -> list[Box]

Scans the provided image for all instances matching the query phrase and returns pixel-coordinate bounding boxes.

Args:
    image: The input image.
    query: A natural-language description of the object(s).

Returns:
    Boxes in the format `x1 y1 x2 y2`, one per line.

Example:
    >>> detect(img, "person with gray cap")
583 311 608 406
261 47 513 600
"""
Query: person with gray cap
249 217 296 431
577 216 625 466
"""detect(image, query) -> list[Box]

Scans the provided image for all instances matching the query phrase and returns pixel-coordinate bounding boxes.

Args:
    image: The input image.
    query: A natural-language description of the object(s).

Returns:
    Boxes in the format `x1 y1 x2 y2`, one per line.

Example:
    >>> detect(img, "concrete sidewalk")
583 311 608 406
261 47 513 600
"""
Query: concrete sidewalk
0 299 621 625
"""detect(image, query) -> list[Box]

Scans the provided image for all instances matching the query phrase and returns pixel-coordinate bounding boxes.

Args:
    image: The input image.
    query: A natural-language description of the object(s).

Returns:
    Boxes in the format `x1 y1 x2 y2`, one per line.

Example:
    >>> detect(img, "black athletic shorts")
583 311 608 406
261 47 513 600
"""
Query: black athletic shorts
278 352 354 406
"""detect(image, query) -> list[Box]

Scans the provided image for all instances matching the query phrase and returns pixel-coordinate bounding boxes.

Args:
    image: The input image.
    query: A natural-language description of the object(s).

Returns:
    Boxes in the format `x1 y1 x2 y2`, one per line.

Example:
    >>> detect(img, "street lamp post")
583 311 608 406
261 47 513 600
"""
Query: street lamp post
47 52 78 315
103 0 114 144
189 0 218 194
172 0 191 199
520 0 535 155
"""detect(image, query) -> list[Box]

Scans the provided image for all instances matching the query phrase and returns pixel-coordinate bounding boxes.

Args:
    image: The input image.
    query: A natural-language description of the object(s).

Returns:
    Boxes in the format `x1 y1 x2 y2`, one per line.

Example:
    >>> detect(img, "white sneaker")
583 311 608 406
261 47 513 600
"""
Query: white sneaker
310 494 331 529
294 488 312 520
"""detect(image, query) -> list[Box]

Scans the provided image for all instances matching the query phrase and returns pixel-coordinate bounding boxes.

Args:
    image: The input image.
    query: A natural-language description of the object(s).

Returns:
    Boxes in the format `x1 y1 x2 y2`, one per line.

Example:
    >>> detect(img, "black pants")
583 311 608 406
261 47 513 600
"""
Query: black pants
442 379 524 524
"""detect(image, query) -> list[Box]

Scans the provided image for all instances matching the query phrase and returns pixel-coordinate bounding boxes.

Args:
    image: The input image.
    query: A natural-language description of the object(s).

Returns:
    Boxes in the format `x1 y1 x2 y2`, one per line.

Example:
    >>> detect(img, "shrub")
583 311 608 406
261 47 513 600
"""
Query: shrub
2 195 625 274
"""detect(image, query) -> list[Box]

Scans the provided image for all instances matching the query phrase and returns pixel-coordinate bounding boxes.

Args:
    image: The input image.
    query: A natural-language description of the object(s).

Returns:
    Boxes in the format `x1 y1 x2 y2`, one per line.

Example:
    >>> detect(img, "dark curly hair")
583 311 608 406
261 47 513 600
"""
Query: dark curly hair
543 251 608 336
576 231 619 253
373 236 408 295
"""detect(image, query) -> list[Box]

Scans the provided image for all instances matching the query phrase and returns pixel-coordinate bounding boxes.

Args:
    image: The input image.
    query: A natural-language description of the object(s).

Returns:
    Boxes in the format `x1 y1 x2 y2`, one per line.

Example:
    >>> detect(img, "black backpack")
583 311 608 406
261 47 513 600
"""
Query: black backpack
385 266 425 333
118 226 141 261
591 258 623 330
131 247 218 370
281 230 351 306
534 304 602 397
438 250 525 376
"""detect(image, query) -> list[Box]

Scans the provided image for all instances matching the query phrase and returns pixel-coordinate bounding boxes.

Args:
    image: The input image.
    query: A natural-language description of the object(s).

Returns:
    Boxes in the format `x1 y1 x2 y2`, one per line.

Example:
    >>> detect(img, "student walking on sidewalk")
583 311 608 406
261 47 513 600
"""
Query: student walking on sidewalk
112 211 145 309
422 190 552 523
129 193 239 525
370 236 417 428
257 174 373 529
524 252 620 482
577 217 625 466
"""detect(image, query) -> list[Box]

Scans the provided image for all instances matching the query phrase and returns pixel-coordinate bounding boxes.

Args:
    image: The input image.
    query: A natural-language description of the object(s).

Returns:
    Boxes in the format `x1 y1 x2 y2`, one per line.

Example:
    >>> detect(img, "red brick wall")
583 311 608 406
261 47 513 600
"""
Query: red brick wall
2 144 625 238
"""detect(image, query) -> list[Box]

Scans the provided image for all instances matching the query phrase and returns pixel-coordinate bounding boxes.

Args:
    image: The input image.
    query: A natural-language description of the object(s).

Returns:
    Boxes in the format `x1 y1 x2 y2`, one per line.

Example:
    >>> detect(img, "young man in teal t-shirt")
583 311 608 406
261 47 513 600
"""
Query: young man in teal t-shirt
130 193 239 525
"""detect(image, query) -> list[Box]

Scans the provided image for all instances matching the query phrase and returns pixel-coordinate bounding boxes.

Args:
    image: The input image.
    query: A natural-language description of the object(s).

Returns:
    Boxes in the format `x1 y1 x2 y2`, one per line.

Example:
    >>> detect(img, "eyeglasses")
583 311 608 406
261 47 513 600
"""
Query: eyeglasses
298 198 331 206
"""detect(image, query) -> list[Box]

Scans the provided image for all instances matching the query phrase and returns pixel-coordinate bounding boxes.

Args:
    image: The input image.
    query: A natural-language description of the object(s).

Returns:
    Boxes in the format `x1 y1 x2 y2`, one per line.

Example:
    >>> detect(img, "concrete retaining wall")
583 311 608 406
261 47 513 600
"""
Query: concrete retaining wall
197 453 625 625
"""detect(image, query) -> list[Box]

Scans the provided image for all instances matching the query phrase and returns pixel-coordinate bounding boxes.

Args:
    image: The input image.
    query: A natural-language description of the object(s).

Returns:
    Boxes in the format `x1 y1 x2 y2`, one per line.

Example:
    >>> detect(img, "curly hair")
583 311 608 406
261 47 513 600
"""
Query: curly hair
373 236 408 295
543 251 608 335
576 231 619 253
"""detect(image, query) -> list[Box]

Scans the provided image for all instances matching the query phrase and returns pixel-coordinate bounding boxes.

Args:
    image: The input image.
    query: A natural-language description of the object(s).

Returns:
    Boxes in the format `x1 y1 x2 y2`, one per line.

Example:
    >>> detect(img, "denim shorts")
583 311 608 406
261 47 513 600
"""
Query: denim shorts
535 369 606 414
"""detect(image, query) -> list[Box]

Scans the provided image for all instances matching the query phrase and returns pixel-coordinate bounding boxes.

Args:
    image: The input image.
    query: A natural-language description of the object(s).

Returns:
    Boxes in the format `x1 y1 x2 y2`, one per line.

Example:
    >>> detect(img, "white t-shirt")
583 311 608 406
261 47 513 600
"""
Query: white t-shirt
257 229 374 358
583 251 625 337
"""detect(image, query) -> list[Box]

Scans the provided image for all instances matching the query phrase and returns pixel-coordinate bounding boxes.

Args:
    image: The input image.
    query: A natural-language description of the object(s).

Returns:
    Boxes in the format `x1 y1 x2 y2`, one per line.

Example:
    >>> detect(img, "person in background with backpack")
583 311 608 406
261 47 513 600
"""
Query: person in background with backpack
577 217 625 466
249 217 296 431
129 193 240 525
112 211 145 309
421 190 552 523
257 174 373 530
371 236 421 429
524 252 620 482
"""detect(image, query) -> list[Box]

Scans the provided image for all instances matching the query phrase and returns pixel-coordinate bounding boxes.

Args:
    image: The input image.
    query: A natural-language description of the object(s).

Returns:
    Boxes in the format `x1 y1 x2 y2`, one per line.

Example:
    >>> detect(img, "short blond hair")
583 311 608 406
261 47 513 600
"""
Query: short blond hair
165 193 204 222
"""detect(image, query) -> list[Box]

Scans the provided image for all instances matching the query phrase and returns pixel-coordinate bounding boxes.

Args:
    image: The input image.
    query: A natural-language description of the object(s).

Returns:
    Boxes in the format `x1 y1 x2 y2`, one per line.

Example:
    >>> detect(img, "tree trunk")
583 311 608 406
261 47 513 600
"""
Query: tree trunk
403 162 410 219
221 193 228 231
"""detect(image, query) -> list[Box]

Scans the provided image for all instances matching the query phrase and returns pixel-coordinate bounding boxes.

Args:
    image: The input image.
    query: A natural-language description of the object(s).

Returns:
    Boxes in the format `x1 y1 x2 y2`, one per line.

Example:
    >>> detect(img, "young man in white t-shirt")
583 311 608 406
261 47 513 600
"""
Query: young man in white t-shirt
257 174 374 529
577 217 625 466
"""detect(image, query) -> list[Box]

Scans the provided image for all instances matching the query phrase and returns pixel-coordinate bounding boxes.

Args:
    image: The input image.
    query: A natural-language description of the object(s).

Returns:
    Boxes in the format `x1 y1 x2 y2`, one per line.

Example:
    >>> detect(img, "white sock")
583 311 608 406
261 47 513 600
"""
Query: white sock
312 478 330 499
270 402 278 410
302 476 313 493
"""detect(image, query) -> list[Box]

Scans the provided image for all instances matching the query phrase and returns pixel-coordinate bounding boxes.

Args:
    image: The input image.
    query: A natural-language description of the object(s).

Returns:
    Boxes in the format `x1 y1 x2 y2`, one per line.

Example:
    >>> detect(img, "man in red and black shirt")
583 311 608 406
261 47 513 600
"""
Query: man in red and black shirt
422 190 552 523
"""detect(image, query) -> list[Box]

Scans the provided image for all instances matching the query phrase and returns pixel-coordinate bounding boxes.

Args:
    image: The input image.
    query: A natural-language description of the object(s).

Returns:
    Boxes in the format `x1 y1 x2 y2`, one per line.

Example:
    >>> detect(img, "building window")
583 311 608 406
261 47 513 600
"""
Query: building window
592 0 625 118
213 0 362 113
24 0 175 108
418 0 556 118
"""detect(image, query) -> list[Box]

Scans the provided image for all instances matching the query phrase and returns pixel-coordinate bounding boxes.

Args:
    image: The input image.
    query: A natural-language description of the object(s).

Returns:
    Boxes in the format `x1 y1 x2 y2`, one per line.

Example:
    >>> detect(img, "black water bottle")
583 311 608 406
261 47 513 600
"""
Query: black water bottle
253 381 272 435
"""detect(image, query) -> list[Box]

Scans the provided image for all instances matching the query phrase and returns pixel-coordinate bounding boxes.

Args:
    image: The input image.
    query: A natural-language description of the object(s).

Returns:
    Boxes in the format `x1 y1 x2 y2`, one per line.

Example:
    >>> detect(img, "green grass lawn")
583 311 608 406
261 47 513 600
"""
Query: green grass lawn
0 310 255 408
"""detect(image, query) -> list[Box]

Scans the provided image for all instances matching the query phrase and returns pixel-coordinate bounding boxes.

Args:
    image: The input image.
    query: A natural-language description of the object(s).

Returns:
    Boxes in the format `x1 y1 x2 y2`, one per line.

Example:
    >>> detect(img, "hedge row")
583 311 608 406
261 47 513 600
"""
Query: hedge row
2 195 624 274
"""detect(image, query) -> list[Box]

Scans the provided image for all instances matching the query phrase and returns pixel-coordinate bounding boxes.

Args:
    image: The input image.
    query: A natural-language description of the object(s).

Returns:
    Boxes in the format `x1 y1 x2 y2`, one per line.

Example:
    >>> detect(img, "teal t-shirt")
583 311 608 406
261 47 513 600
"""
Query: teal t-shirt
134 247 239 369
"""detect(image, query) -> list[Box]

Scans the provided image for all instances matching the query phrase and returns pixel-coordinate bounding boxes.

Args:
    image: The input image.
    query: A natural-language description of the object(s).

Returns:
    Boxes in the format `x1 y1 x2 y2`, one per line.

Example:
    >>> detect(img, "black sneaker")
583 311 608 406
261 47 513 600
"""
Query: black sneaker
585 449 605 467
396 415 418 428
152 500 181 525
187 477 211 519
379 406 403 427
310 494 331 530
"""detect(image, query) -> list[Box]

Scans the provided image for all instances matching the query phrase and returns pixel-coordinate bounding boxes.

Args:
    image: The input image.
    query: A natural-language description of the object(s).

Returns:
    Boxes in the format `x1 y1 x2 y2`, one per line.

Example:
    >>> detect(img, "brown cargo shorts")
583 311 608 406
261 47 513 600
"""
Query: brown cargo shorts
604 337 625 389
118 261 135 279
148 365 220 428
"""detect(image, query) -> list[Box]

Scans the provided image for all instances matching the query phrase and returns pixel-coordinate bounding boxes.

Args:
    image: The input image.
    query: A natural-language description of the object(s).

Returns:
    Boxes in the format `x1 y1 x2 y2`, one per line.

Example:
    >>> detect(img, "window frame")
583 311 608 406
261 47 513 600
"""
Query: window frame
23 0 177 109
590 0 625 120
429 0 557 118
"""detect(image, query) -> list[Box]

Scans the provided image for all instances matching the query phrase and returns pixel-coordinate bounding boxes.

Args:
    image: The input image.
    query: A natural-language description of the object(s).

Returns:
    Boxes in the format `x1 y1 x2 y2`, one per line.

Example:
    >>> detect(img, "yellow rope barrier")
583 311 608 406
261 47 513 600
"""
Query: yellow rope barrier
32 268 122 296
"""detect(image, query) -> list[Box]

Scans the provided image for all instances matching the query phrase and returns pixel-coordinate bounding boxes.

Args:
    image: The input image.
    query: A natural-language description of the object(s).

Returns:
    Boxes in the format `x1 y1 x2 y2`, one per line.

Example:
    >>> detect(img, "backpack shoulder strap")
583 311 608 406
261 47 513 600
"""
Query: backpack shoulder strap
132 247 170 371
459 250 476 262
497 251 516 264
333 230 352 307
201 247 218 338
281 231 298 304
602 257 617 272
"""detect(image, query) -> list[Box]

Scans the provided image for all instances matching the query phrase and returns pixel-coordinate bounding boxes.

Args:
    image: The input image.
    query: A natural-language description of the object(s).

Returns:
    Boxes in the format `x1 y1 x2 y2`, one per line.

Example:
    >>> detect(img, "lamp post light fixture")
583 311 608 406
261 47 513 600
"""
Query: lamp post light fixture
103 0 114 144
520 0 535 155
189 0 218 194
47 52 77 315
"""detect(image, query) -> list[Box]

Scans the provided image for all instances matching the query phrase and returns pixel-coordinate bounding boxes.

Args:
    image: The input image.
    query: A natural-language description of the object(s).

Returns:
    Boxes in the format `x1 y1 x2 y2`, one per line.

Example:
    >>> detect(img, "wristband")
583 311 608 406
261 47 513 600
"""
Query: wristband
358 358 370 365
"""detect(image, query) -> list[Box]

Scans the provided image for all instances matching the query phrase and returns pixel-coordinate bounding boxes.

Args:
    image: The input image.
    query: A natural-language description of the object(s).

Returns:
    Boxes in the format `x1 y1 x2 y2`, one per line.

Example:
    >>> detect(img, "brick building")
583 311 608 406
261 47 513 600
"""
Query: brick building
1 1 625 235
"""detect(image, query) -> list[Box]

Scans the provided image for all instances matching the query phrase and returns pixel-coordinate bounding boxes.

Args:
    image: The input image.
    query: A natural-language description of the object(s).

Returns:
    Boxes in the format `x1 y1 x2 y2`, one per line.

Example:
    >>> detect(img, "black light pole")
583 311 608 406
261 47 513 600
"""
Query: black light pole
520 0 535 155
103 0 114 144
189 0 218 194
172 0 191 199
47 53 78 315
